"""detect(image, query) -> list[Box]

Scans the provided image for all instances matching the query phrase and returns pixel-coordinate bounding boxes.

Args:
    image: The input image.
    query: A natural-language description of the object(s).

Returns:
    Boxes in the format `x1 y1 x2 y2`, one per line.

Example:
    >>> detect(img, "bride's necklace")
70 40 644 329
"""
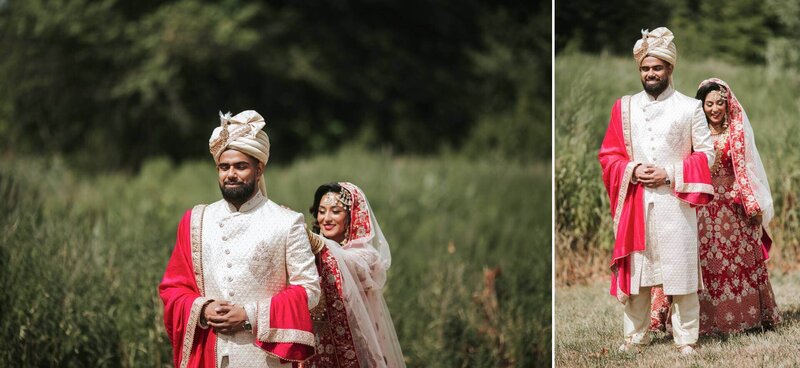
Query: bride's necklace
709 122 728 135
709 123 729 174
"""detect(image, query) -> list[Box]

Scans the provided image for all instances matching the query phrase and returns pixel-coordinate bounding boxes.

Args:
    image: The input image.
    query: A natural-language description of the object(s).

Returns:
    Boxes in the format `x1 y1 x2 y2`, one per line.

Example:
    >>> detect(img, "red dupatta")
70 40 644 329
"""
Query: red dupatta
255 285 316 363
159 206 216 368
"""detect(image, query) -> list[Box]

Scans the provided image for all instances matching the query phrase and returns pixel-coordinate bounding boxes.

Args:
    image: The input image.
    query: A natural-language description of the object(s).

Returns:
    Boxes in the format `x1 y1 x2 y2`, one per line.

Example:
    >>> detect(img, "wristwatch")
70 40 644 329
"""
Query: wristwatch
665 178 671 185
243 319 252 331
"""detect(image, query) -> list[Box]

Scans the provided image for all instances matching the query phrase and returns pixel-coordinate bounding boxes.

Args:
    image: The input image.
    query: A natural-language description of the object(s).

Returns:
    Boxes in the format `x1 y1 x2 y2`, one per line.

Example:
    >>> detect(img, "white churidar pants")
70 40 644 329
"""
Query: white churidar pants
623 203 699 346
623 286 699 346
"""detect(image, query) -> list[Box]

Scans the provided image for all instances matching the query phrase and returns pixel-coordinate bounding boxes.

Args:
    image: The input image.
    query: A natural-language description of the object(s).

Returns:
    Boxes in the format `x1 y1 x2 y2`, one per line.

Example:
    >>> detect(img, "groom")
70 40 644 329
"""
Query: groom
159 110 321 367
598 27 715 355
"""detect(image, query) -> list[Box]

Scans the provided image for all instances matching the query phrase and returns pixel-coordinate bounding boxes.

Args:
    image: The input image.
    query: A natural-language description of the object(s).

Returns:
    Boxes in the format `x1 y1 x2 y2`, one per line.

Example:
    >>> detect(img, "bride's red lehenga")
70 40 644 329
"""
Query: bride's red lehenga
695 132 780 334
307 246 363 367
651 78 780 335
301 182 405 368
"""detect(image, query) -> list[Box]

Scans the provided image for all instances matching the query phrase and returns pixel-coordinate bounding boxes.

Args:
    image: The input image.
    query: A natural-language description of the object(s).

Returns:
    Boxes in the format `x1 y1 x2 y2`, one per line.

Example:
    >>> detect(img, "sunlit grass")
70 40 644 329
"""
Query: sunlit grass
555 271 800 367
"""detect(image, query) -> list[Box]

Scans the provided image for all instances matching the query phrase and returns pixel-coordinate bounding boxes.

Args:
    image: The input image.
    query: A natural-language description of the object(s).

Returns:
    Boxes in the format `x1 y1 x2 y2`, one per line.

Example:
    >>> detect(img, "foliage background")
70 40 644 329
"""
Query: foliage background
0 0 550 366
0 0 549 168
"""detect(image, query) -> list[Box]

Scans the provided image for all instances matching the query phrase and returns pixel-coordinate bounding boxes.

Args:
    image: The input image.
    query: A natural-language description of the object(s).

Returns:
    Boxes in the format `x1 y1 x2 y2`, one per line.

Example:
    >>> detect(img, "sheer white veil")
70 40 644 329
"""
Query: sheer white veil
740 108 774 226
339 182 392 286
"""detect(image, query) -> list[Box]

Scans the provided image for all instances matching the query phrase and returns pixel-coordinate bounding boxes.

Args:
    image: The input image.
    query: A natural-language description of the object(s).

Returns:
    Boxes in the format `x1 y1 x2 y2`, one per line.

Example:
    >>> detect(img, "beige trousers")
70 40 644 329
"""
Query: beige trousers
623 286 699 346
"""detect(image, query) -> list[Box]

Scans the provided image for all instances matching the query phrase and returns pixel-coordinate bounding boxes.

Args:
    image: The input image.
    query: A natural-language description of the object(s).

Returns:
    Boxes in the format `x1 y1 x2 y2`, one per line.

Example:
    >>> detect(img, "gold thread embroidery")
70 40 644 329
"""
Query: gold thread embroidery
622 96 632 158
674 164 714 194
709 129 729 174
191 205 207 295
612 163 636 239
179 204 207 368
258 328 316 346
612 96 635 239
729 114 762 215
617 288 629 305
262 349 315 363
180 296 211 368
678 183 714 194
257 300 272 342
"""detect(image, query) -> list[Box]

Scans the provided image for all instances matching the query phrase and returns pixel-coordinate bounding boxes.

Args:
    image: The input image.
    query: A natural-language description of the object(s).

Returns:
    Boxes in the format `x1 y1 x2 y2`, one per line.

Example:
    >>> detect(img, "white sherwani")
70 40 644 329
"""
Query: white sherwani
201 191 320 367
627 86 714 296
621 85 714 347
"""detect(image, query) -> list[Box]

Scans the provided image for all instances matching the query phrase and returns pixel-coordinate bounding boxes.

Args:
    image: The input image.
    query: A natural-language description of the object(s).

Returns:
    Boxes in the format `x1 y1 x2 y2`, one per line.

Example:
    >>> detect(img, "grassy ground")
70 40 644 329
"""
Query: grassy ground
0 148 551 367
555 269 800 367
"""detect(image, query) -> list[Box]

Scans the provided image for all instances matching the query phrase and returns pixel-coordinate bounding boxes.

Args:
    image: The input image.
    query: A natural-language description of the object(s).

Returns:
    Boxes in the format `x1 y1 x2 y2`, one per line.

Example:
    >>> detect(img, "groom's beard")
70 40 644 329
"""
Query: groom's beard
220 179 257 205
642 76 669 97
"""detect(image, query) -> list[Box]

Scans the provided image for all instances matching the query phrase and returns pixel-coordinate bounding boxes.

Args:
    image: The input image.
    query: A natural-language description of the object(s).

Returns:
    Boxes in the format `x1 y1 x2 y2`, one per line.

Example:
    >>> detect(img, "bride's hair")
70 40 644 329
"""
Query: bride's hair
695 82 724 101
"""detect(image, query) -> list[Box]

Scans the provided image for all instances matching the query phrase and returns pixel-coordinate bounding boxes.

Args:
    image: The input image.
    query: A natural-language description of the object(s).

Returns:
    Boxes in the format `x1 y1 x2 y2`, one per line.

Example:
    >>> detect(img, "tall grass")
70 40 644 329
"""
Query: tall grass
0 148 550 367
556 54 800 284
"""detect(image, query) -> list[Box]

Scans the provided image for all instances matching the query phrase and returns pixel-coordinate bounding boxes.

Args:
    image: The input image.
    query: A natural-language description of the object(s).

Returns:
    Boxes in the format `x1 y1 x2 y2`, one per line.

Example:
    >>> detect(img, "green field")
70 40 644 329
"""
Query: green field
0 148 551 367
556 53 800 283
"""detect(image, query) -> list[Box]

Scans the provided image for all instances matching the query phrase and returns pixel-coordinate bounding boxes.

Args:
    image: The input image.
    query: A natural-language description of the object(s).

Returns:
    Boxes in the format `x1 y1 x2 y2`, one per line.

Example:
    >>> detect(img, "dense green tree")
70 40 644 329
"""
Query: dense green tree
556 0 780 64
0 0 549 169
764 0 800 74
555 0 674 55
671 0 776 64
465 0 550 161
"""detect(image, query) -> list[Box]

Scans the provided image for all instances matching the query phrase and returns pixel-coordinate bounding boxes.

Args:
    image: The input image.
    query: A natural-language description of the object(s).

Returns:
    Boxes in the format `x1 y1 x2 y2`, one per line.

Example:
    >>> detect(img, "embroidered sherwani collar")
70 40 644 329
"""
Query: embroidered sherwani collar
644 85 675 102
224 190 267 213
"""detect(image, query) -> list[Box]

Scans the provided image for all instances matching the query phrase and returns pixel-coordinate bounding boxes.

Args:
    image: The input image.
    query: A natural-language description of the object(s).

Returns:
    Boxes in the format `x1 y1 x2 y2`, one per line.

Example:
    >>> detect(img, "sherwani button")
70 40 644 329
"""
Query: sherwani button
225 249 230 254
227 262 232 268
229 291 235 297
222 236 228 241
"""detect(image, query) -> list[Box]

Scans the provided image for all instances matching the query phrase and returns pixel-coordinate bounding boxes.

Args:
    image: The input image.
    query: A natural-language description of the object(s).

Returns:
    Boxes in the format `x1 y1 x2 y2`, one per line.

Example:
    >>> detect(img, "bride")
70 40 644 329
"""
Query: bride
302 182 405 368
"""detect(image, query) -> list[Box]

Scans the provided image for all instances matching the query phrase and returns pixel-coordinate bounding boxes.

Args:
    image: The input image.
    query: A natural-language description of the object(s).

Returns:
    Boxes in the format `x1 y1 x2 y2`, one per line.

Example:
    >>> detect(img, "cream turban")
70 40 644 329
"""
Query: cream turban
632 27 677 66
209 110 270 194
